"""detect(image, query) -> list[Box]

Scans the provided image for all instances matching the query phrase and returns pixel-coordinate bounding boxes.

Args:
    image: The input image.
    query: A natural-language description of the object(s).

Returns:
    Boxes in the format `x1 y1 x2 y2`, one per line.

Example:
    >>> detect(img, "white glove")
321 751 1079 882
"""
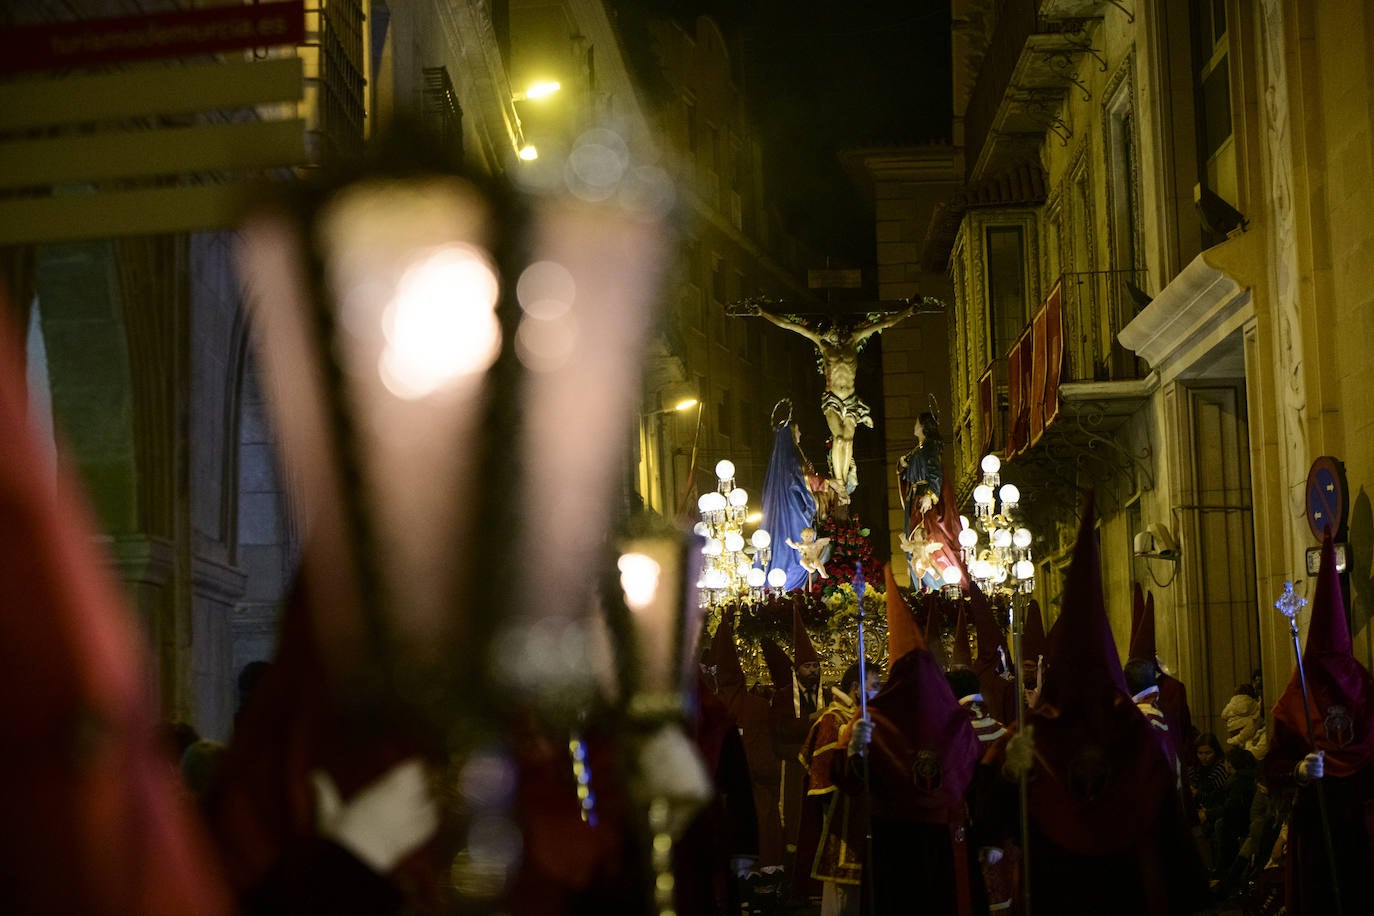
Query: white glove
979 846 1004 866
312 757 440 874
1297 750 1325 783
1003 725 1035 780
848 717 874 758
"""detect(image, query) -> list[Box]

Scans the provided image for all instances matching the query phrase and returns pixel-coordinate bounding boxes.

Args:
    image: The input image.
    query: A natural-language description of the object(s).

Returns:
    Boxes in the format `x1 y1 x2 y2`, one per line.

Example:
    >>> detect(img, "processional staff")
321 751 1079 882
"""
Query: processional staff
1275 581 1344 916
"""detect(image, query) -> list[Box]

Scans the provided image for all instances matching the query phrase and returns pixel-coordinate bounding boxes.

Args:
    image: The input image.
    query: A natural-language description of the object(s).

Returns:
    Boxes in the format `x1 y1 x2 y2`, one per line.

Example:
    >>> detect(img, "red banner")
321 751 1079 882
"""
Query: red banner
979 367 995 457
0 2 305 75
1029 302 1048 445
1005 330 1026 456
1043 281 1063 432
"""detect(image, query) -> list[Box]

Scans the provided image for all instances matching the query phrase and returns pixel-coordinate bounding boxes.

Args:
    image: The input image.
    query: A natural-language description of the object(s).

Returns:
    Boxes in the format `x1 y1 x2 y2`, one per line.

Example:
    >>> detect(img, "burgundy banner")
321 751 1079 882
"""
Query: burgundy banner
0 1 305 75
979 366 995 457
1006 335 1024 456
1029 302 1048 445
1043 281 1063 431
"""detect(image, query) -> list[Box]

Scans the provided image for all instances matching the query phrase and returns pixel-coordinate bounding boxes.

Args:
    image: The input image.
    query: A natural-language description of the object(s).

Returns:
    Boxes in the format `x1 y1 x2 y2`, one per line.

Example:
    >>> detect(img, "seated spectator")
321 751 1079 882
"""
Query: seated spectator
1215 748 1259 887
1190 733 1231 871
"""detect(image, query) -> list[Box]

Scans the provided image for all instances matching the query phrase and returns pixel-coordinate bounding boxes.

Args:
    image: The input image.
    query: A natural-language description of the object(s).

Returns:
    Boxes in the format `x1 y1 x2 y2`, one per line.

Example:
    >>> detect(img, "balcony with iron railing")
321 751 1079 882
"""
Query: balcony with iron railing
956 268 1153 506
962 0 1112 181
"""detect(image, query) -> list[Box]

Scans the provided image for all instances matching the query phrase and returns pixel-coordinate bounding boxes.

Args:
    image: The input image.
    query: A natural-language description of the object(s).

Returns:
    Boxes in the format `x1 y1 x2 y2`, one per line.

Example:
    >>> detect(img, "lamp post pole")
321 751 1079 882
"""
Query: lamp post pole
963 453 1034 916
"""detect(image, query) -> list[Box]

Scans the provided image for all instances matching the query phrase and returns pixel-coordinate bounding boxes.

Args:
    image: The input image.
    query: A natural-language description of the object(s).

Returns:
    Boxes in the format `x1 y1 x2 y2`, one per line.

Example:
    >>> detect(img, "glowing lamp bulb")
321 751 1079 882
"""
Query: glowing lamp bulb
980 454 1001 475
702 538 723 557
697 493 713 513
1015 559 1035 580
724 533 746 554
728 487 749 507
616 553 661 609
693 521 709 537
747 567 767 588
958 528 979 548
715 459 735 481
941 565 963 586
973 485 994 506
999 484 1020 505
751 529 772 550
767 568 787 588
1013 528 1032 549
992 528 1012 549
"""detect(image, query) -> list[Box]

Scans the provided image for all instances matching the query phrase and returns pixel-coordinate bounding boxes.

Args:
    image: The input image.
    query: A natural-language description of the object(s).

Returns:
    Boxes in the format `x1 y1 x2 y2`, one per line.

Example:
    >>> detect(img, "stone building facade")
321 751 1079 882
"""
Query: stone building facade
890 0 1374 734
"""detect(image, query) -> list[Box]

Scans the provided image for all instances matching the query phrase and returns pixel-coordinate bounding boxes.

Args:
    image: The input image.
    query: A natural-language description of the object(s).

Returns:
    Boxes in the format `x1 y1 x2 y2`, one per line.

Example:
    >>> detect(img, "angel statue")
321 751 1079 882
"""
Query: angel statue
786 527 831 583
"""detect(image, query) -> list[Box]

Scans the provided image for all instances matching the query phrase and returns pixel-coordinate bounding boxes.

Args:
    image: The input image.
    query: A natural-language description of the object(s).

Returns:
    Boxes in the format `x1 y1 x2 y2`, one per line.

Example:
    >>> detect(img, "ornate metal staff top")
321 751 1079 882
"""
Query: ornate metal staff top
1275 580 1307 626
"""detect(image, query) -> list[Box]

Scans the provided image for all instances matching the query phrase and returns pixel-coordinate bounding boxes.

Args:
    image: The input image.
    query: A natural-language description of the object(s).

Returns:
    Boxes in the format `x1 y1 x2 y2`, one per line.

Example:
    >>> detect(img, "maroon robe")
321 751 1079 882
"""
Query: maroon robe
1268 534 1374 915
0 309 232 916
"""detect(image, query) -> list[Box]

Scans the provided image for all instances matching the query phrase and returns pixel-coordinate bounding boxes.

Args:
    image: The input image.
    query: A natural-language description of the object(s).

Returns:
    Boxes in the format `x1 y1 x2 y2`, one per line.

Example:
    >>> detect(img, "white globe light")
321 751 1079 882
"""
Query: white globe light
724 532 746 553
702 538 723 557
999 483 1020 505
958 528 979 548
751 529 772 549
715 459 735 481
693 521 709 537
703 491 727 512
705 568 728 589
747 567 767 587
993 565 1008 583
728 487 749 507
969 559 987 580
941 565 963 586
973 484 994 505
1013 527 1032 548
697 493 712 513
767 567 787 588
1015 559 1035 580
737 560 753 578
959 515 970 530
981 454 1001 475
992 528 1012 549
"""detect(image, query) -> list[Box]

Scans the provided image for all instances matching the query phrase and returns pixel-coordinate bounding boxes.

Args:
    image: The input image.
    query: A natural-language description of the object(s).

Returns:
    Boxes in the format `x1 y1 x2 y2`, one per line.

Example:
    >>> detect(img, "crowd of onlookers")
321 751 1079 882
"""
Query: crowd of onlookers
1187 683 1286 913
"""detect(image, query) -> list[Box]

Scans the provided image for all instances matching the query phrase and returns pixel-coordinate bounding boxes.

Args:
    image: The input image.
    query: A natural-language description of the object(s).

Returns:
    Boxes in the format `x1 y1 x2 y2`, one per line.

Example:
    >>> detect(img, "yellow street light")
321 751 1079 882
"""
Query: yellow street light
517 144 539 161
514 80 561 102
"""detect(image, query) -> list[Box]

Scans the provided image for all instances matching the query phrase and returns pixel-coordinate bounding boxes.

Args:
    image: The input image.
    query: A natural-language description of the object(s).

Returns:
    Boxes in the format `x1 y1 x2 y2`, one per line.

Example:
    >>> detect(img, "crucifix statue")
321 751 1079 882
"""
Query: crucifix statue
738 297 935 494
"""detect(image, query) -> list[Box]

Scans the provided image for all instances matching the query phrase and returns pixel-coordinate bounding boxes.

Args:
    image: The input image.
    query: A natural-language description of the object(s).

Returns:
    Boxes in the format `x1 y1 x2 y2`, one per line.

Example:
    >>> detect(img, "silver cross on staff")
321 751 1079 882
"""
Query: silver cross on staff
1275 581 1307 623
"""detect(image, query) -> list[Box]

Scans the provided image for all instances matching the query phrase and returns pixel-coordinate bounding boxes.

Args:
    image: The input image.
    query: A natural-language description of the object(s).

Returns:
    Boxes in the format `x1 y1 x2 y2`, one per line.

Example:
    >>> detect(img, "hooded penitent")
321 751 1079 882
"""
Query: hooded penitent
792 604 821 670
922 591 947 669
1272 532 1374 779
885 563 926 672
951 602 974 669
1130 585 1196 761
0 310 231 915
760 638 794 691
968 582 1017 725
1023 598 1048 665
1029 492 1175 857
870 565 980 822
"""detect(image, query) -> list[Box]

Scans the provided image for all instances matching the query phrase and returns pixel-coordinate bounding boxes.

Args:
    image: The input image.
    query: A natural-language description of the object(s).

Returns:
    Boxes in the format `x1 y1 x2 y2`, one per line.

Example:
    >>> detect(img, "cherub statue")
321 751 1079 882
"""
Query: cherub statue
786 527 831 581
897 526 942 585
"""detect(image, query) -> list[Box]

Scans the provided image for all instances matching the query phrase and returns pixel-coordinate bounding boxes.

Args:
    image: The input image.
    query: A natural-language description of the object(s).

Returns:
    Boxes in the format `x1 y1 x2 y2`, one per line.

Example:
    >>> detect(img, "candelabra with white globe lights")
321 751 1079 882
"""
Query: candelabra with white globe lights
958 452 1036 916
957 454 1035 597
695 459 780 607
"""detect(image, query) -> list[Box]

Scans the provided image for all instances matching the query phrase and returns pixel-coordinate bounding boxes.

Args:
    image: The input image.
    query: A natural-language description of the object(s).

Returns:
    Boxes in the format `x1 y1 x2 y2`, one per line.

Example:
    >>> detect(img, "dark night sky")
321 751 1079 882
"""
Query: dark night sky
626 0 953 263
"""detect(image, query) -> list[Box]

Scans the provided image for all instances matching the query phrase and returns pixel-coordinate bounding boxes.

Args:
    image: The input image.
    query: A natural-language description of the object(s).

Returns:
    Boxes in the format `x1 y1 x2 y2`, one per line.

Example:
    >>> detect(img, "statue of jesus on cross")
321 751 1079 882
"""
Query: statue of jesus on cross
754 302 917 493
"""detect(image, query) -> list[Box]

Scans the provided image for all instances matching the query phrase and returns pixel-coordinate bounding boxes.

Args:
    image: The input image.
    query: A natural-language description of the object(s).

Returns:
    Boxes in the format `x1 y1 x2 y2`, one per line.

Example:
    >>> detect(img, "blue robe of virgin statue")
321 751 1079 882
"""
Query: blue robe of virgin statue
760 425 816 591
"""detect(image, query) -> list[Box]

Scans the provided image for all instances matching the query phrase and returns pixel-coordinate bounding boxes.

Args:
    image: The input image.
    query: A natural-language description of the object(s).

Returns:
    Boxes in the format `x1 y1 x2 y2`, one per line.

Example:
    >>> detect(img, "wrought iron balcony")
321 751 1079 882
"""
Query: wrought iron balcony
963 0 1110 180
